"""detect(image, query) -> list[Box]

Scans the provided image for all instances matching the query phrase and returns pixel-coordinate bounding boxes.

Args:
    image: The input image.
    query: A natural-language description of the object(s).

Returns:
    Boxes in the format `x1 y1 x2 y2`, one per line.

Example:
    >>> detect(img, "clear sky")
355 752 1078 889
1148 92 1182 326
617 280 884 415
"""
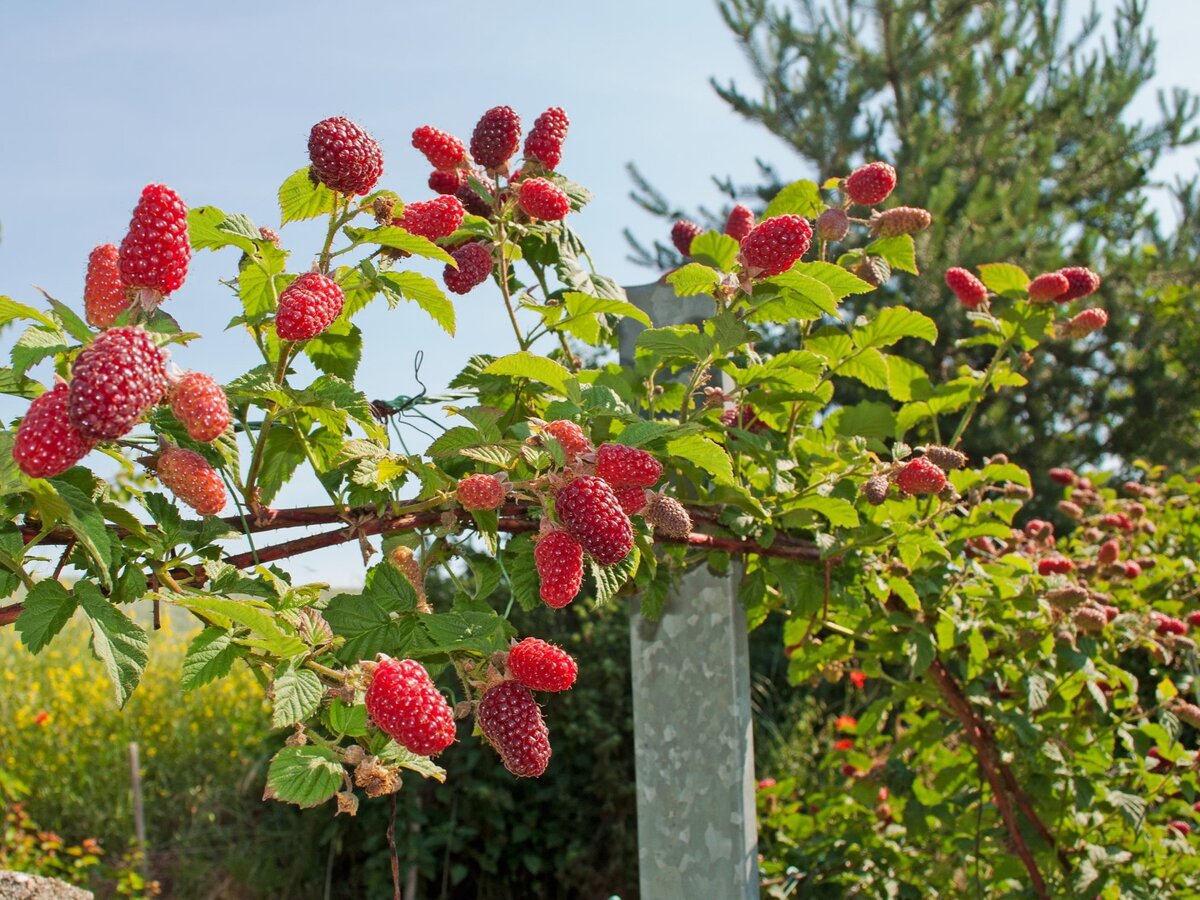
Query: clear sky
1 0 1196 585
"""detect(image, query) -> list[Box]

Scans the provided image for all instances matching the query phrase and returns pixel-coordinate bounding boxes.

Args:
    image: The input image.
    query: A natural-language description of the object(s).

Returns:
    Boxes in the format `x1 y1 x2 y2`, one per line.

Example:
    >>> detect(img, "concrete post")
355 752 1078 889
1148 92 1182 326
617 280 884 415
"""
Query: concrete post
620 280 760 900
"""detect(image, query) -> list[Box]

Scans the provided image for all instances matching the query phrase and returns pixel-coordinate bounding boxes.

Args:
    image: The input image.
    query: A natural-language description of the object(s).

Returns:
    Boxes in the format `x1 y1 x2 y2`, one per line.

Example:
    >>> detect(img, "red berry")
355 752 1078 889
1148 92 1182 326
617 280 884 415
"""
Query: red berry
395 195 464 241
456 473 505 510
12 382 95 478
442 242 493 295
1047 467 1077 486
476 679 551 777
1100 513 1133 532
411 125 468 171
595 443 663 489
1027 272 1070 303
518 178 570 221
1168 821 1192 837
895 457 947 496
276 272 344 341
68 326 167 441
470 106 521 171
308 116 383 196
1123 560 1142 579
945 267 988 308
156 446 226 515
719 404 768 433
1064 307 1107 338
613 486 648 516
429 169 465 195
555 476 634 566
1187 611 1200 629
740 215 813 276
365 658 456 756
541 420 591 461
845 161 897 206
671 219 703 256
534 530 584 609
1057 266 1101 302
118 184 190 298
1038 557 1075 576
724 204 755 242
815 208 850 242
507 637 577 692
84 244 129 328
169 372 231 443
524 107 570 170
1097 539 1120 565
456 174 493 217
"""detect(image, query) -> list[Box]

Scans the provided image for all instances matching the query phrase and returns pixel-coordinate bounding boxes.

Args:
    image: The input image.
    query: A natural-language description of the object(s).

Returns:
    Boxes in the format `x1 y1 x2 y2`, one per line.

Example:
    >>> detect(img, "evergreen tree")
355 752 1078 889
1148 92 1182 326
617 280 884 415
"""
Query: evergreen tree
627 0 1199 494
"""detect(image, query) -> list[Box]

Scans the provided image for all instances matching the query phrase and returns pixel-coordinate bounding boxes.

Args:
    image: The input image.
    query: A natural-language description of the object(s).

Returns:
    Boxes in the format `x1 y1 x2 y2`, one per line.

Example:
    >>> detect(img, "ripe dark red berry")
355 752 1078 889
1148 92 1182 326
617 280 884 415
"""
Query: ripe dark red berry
156 446 226 515
429 169 465 195
456 473 506 510
476 679 551 777
68 326 167 441
1038 557 1075 576
844 161 897 206
118 184 190 299
740 215 813 276
595 443 663 489
12 382 95 478
456 175 493 217
411 125 468 171
443 242 493 295
1064 307 1107 338
84 244 129 328
276 272 344 341
308 116 384 196
517 178 571 221
724 204 755 242
534 530 584 609
720 405 768 433
1047 467 1077 486
470 106 521 172
507 637 577 692
394 196 464 241
613 486 648 516
169 372 231 443
541 420 591 461
1027 272 1070 303
365 658 456 756
1057 266 1100 302
945 267 988 308
555 476 634 566
524 107 570 170
895 457 948 496
671 220 703 256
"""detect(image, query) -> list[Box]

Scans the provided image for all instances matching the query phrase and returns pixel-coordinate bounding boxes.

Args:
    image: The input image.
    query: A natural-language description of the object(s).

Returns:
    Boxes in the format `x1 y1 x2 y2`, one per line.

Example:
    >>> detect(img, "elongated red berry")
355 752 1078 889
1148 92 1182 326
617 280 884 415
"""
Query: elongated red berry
595 443 662 489
555 476 634 566
895 457 947 496
1057 266 1100 302
276 272 344 341
541 420 591 461
84 244 129 328
740 215 813 276
671 220 703 256
13 382 95 478
1048 467 1076 486
518 178 570 221
395 196 464 241
156 446 226 515
429 169 465 195
68 326 167 441
365 658 456 756
308 116 383 196
845 162 897 206
457 473 505 510
945 267 988 308
118 184 190 298
412 125 468 171
1038 557 1075 576
613 486 648 516
443 242 493 295
534 530 584 608
1027 272 1070 303
470 106 521 171
524 107 569 170
870 206 931 237
476 679 551 777
724 204 755 242
1064 307 1107 338
508 638 577 692
169 372 231 442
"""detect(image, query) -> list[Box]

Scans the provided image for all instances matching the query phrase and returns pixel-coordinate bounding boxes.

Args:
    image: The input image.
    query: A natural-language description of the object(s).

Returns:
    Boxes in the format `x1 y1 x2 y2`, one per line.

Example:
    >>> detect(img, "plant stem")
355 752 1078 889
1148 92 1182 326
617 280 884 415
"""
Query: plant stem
948 328 1019 449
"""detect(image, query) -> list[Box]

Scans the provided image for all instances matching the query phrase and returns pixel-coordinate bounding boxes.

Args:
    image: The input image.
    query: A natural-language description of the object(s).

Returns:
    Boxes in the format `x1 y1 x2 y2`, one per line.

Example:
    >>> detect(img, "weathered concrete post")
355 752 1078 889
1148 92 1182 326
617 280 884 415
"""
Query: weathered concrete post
620 280 759 900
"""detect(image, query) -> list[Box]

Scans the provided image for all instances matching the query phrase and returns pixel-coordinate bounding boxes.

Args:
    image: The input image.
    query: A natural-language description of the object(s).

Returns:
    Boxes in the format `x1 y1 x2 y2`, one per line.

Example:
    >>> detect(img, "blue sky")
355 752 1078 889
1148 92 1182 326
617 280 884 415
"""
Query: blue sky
1 0 1196 584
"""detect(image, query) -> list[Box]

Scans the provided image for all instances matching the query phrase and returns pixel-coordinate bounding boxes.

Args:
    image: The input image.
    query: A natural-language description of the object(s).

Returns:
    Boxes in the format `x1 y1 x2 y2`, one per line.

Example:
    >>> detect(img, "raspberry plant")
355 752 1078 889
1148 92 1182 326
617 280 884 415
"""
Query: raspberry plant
0 106 1188 896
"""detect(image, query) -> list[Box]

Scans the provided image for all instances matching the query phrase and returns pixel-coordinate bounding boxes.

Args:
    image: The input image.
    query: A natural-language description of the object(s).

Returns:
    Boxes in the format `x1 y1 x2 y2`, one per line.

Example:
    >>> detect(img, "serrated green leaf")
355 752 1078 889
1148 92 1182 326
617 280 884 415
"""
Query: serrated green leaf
378 271 456 336
689 231 741 272
978 262 1030 295
344 226 455 266
835 348 890 389
327 700 368 737
189 206 257 254
666 263 721 297
836 400 897 439
665 434 734 485
16 580 77 653
763 179 824 219
271 662 324 728
853 307 938 349
590 544 640 606
12 327 68 376
635 325 713 362
784 495 860 528
52 480 113 589
866 234 918 274
483 352 571 394
180 627 242 691
503 534 542 612
0 296 58 330
279 167 336 225
174 595 303 658
77 581 148 708
792 262 875 299
303 319 362 380
266 746 342 808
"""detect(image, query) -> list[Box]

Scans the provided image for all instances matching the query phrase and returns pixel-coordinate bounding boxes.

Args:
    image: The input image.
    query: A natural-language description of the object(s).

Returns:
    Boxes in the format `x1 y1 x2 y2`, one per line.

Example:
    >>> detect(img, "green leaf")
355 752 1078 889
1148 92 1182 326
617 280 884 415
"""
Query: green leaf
0 296 57 330
853 307 938 349
666 263 721 297
77 581 148 708
376 741 447 781
978 263 1030 295
377 271 456 336
784 495 860 528
326 700 368 737
613 420 679 448
180 627 242 691
278 167 336 225
689 232 741 272
559 292 652 343
763 179 824 219
254 427 306 507
12 327 68 376
503 534 542 612
1107 790 1146 829
590 544 641 606
835 348 890 390
344 226 455 266
483 352 571 394
303 319 362 380
766 271 839 316
52 481 113 589
44 296 92 344
792 262 875 299
16 580 77 653
266 746 342 808
271 662 325 728
665 434 734 485
188 206 257 254
866 235 918 274
635 325 713 362
174 595 303 658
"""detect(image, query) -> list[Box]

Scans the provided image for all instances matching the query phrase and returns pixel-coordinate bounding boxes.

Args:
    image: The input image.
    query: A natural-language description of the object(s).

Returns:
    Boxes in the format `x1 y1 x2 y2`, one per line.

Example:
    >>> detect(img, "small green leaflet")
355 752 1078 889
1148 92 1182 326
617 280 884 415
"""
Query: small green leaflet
278 167 336 225
266 746 343 808
977 263 1030 296
16 580 77 653
666 263 721 297
77 582 148 708
271 661 325 728
763 179 824 219
483 352 571 394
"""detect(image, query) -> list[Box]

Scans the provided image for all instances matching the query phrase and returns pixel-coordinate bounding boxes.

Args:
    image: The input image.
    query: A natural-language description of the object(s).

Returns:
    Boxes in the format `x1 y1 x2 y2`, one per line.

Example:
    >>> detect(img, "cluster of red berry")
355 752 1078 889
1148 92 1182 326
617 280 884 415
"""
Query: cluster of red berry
860 446 965 506
945 264 1106 337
